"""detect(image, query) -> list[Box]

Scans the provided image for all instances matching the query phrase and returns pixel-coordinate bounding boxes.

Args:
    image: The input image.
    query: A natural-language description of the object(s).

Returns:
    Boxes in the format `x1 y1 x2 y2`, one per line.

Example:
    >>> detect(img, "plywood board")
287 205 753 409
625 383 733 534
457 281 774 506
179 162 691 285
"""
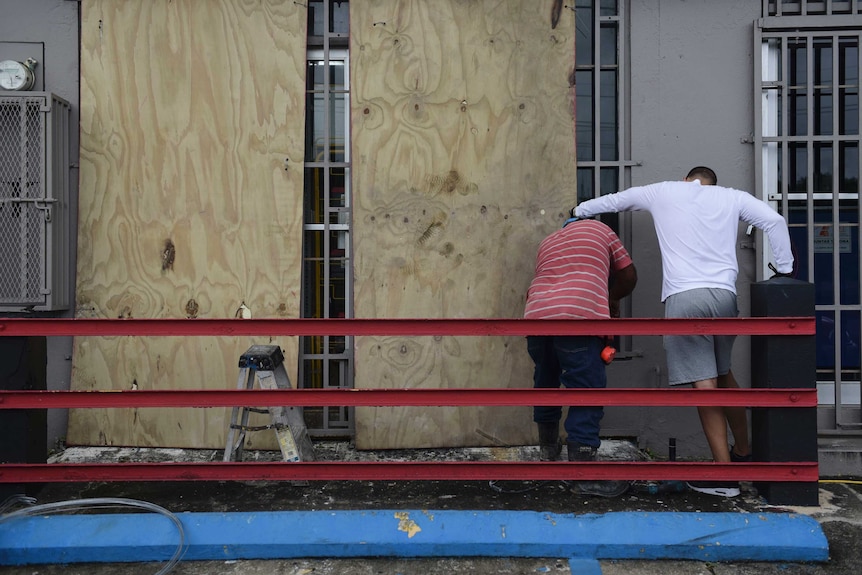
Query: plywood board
69 0 307 448
351 0 577 448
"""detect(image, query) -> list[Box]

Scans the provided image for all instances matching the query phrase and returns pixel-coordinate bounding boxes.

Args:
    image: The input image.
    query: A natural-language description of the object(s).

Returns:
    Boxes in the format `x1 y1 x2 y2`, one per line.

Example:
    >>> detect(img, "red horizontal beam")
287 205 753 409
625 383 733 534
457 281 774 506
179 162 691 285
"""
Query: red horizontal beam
0 388 817 409
0 461 818 484
0 317 814 337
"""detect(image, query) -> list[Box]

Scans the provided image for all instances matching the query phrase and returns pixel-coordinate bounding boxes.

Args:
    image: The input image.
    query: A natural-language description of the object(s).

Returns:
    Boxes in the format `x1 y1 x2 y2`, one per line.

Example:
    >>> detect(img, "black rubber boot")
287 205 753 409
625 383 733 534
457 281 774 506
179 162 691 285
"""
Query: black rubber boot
567 442 631 498
537 422 562 461
568 443 598 462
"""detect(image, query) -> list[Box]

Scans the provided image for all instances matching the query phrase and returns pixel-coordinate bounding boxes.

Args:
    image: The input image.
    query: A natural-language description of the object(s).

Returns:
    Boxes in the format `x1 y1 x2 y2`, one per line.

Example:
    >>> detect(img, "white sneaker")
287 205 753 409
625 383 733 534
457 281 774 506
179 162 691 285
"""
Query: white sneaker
686 481 740 498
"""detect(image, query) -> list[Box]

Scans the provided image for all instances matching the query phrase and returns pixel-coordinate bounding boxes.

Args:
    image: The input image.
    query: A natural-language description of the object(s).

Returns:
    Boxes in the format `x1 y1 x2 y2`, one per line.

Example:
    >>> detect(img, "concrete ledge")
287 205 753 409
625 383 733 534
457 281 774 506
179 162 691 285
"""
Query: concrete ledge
0 510 828 565
819 447 862 477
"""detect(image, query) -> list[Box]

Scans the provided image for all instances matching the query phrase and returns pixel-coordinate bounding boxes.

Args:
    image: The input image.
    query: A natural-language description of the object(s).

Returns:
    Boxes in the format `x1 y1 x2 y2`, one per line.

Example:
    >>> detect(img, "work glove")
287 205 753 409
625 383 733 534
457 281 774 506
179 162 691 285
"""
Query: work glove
568 207 593 220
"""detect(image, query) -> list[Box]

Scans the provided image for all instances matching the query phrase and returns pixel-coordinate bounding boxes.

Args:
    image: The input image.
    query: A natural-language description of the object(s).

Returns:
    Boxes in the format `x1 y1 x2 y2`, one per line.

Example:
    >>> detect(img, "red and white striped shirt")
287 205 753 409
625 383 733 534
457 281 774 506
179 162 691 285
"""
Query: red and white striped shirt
524 220 632 320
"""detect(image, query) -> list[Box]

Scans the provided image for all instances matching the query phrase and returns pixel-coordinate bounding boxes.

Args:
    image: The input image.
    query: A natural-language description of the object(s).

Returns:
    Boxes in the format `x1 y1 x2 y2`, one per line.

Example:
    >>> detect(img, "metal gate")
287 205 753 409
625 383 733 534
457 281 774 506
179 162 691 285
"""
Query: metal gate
755 2 862 433
300 0 353 437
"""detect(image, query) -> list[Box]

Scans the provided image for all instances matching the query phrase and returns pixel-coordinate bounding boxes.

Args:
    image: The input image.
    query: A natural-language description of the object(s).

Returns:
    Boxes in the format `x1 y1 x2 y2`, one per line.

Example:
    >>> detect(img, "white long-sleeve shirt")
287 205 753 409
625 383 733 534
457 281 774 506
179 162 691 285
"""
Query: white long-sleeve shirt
574 179 794 302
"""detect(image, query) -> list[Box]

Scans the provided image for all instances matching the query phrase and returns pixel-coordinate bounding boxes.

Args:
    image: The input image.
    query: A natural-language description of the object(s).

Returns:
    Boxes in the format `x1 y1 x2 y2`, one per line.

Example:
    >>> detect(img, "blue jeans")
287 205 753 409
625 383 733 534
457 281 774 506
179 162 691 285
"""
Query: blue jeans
527 335 606 448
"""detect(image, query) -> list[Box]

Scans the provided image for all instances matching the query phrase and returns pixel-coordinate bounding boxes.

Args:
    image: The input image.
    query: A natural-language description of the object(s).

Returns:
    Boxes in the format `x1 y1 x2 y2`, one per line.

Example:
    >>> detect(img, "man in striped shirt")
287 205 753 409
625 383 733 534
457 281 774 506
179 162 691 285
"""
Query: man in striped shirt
525 217 637 497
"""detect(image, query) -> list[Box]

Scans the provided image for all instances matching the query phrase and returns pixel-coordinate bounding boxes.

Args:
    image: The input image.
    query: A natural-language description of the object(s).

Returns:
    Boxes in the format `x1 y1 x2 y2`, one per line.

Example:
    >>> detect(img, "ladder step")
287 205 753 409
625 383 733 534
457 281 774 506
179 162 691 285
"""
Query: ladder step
229 424 276 432
238 345 285 371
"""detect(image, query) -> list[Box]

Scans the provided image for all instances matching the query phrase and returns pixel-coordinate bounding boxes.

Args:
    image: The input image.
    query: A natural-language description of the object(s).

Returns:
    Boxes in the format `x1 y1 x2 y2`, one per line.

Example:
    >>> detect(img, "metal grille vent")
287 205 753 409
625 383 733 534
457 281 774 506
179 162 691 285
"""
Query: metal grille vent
0 92 70 311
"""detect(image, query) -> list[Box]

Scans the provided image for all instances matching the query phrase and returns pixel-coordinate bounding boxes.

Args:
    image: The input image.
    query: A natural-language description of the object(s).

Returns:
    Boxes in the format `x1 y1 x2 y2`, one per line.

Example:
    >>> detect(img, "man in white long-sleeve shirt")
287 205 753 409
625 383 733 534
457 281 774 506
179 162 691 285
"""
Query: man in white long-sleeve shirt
574 166 795 498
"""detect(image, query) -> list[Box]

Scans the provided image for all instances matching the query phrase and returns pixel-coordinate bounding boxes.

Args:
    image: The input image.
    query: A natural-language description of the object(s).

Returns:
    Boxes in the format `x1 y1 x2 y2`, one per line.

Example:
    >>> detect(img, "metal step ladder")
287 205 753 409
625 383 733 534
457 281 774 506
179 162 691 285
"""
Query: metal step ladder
223 345 316 463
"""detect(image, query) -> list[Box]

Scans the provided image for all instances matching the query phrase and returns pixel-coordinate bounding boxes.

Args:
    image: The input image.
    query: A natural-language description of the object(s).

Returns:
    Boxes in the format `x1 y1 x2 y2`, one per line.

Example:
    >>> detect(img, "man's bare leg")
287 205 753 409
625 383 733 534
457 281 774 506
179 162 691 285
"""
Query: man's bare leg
694 378 732 463
719 370 750 458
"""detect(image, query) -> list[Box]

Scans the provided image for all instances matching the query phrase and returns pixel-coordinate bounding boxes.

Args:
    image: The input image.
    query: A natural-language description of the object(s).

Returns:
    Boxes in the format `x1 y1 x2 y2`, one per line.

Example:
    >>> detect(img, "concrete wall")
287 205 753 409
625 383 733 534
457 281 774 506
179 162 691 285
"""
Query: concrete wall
600 0 764 459
0 0 79 452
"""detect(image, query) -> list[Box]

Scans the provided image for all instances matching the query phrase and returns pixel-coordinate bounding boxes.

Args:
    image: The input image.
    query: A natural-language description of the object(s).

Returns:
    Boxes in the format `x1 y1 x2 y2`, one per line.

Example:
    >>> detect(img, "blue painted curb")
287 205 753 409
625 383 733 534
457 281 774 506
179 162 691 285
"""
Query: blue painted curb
0 510 828 565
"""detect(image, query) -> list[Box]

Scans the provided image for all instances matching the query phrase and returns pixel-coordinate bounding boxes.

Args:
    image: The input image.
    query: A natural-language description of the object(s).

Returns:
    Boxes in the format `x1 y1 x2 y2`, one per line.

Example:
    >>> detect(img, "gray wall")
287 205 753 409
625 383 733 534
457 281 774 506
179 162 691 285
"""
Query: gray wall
601 0 764 459
0 0 79 452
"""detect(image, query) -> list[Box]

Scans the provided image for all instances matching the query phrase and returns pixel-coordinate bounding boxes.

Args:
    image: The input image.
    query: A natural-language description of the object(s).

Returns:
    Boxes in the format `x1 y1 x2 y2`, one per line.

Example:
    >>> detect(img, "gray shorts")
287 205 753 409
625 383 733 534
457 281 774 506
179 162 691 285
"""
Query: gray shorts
663 288 738 386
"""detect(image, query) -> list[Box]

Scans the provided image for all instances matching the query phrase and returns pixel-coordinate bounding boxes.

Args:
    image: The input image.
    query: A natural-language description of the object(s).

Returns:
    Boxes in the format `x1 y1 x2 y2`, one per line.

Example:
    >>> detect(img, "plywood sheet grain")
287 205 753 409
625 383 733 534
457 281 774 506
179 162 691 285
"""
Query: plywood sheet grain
351 0 577 449
70 0 307 448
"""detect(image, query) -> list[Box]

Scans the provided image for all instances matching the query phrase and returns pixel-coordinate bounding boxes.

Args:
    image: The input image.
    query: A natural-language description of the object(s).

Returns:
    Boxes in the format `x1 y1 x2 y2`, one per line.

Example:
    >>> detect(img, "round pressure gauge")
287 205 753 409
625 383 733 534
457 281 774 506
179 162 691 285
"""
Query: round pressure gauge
0 59 37 91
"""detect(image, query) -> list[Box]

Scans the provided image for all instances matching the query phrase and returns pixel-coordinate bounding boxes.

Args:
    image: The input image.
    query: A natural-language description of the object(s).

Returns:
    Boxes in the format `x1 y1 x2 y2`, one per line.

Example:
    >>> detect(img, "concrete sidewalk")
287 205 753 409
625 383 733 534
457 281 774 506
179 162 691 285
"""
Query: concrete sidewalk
1 442 860 575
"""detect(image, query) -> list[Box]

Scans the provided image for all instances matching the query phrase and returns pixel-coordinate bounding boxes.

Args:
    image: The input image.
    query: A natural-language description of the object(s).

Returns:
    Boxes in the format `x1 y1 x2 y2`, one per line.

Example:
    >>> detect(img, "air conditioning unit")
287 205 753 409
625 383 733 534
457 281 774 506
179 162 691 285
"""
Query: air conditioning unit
0 92 71 312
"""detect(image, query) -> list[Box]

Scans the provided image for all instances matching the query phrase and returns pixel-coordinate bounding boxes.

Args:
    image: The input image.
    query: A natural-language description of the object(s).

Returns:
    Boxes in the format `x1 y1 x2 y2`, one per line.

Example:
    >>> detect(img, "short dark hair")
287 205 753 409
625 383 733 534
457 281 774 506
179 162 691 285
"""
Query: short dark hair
686 166 717 185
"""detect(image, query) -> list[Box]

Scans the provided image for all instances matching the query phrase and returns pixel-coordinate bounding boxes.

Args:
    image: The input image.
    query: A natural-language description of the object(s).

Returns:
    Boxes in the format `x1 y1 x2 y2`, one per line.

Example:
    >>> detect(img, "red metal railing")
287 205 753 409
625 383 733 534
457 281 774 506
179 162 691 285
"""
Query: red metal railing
0 317 810 337
0 388 813 409
0 317 817 484
1 461 817 483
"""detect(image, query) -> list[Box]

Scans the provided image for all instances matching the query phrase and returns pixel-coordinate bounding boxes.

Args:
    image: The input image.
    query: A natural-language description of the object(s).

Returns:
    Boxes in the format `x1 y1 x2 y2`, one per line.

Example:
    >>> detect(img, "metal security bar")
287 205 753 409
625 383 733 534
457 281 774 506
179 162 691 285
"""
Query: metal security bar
575 0 636 204
0 92 70 311
574 0 638 351
301 0 353 437
755 17 862 432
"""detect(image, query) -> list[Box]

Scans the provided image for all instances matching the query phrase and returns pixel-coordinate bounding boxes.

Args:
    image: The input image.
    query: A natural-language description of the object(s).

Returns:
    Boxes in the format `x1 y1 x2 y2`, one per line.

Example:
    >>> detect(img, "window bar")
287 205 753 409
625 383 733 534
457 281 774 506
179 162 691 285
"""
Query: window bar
754 23 764 197
575 3 592 187
619 0 630 191
842 32 862 428
328 0 352 433
339 34 354 433
831 33 845 425
615 0 634 339
806 37 818 297
755 31 771 213
783 36 799 279
592 4 601 179
808 33 835 425
858 30 862 422
322 0 334 431
778 37 788 230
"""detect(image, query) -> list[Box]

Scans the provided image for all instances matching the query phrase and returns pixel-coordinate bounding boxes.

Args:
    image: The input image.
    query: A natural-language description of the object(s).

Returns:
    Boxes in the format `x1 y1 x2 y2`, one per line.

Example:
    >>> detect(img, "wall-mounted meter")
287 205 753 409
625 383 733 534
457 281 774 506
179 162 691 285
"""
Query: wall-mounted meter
0 58 37 91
